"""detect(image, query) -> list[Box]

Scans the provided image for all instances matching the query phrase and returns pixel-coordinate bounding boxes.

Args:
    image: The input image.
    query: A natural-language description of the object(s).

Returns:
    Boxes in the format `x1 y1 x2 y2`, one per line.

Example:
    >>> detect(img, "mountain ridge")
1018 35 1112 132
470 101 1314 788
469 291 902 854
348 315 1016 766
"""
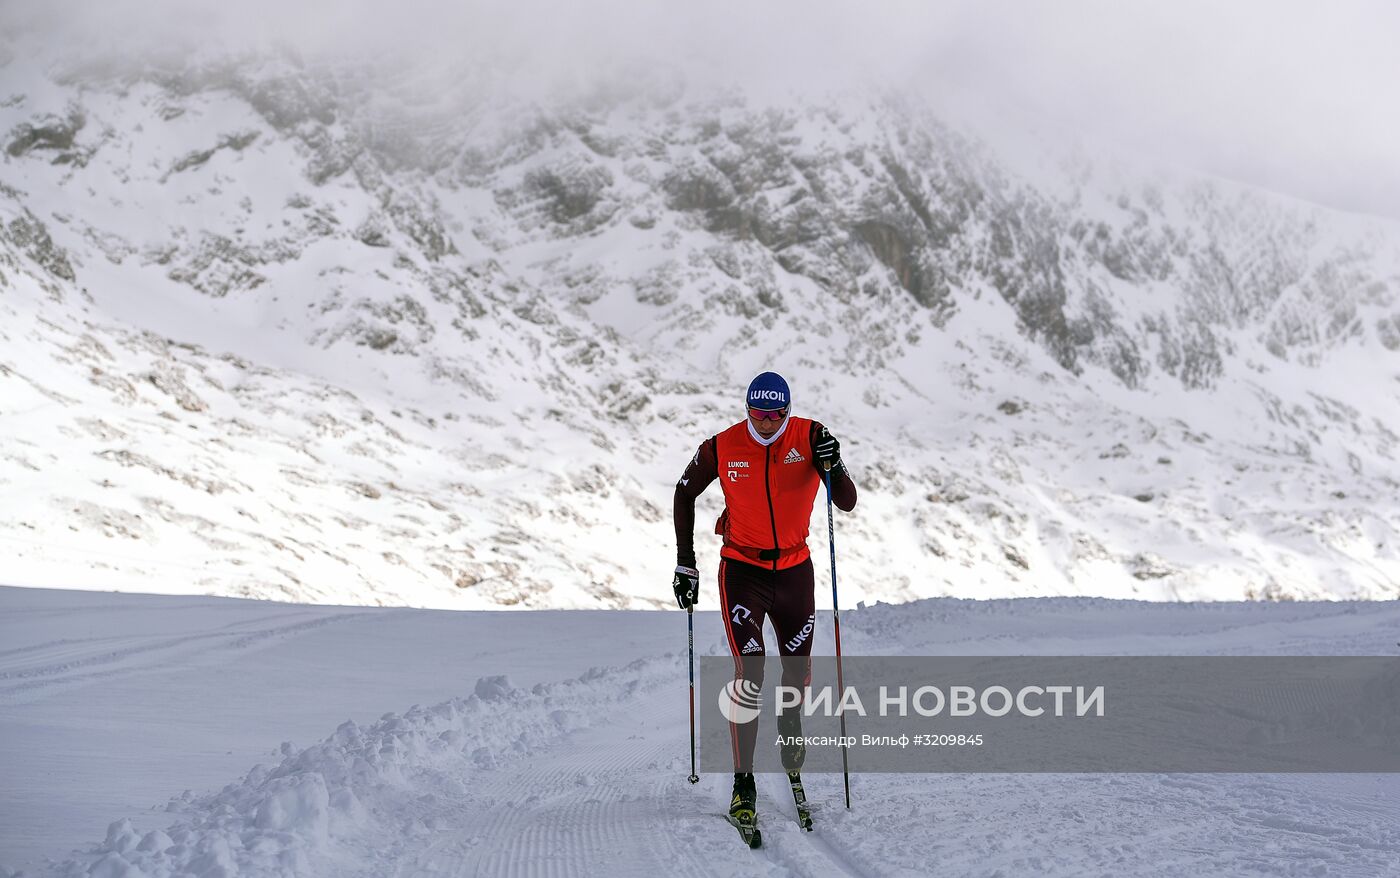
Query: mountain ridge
2 44 1397 607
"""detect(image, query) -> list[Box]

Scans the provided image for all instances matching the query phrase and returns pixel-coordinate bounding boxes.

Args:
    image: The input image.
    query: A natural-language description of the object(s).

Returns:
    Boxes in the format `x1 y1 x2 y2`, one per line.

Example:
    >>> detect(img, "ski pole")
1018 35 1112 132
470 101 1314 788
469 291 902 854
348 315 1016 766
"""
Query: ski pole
687 605 700 784
823 464 852 809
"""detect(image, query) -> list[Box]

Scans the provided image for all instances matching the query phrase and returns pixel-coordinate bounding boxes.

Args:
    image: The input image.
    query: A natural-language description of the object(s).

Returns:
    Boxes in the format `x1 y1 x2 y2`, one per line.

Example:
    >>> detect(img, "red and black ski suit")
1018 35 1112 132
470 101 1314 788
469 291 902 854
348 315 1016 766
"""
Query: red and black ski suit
674 415 857 772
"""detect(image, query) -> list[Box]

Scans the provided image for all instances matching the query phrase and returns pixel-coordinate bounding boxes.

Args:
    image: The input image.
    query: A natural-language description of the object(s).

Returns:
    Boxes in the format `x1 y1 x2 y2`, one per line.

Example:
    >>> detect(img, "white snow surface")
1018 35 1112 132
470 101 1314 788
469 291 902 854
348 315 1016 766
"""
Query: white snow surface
3 585 1400 877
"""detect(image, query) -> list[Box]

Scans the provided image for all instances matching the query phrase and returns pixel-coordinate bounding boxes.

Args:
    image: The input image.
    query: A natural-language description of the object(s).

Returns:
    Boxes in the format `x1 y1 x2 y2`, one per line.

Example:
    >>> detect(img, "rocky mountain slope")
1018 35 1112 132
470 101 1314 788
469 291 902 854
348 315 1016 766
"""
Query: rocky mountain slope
2 42 1399 608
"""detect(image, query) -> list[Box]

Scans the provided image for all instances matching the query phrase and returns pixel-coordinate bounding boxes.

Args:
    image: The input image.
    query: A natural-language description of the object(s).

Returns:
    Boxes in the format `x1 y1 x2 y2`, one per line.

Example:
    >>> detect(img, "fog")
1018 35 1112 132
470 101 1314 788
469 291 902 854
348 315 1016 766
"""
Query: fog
5 0 1398 219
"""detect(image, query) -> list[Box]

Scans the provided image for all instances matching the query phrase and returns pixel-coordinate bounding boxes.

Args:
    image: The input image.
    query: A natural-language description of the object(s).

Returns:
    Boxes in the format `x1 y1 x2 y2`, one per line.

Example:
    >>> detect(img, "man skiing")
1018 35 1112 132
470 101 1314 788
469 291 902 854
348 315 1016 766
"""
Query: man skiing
672 371 858 838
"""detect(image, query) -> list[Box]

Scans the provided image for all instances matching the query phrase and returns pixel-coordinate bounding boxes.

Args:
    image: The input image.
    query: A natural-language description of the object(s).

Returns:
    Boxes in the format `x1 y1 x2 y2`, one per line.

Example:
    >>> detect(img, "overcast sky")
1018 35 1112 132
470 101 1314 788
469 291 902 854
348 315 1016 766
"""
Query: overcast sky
909 2 1400 221
8 0 1399 220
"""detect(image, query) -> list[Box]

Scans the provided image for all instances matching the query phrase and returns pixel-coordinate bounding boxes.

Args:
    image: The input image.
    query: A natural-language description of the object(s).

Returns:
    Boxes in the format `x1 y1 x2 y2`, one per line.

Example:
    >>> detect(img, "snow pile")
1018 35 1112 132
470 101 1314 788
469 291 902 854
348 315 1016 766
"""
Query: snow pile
52 658 676 877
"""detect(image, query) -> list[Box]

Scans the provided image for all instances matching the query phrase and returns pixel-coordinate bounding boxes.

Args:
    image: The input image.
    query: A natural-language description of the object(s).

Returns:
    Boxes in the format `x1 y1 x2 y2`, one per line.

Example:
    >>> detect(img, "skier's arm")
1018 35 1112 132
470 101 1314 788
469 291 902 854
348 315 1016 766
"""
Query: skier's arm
811 422 857 512
673 438 719 568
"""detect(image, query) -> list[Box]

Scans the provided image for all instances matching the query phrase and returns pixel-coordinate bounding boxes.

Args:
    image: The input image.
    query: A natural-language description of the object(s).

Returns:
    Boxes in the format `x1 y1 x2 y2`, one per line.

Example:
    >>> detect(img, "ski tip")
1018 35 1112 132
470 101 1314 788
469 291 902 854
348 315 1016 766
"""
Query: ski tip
749 830 763 849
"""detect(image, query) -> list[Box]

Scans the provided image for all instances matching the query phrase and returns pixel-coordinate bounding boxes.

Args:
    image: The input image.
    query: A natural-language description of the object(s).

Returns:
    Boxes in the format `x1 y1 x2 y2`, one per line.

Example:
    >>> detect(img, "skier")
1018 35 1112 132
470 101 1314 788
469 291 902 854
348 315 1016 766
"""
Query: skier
672 371 858 838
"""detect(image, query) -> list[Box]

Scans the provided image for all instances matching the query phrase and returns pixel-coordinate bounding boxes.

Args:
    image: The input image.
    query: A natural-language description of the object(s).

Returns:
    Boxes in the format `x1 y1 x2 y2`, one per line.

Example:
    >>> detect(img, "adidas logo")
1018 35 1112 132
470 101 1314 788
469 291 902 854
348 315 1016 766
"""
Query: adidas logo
741 637 763 655
783 448 805 464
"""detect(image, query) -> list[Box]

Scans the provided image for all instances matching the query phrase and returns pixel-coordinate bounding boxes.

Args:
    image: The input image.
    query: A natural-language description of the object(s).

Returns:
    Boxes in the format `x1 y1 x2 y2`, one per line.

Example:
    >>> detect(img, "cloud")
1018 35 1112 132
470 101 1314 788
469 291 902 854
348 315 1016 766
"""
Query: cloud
4 0 1397 219
905 1 1400 219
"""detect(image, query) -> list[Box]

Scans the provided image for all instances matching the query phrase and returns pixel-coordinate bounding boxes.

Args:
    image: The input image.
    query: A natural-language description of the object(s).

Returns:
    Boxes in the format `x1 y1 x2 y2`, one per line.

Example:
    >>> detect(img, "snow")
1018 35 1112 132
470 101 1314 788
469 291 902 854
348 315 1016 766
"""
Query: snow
2 36 1400 876
4 585 1400 877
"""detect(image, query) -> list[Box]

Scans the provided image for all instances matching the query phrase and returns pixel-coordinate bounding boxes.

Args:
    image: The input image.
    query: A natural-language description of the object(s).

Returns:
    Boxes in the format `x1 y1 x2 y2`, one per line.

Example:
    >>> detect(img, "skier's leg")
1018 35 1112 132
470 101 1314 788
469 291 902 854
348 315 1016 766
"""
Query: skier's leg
770 559 816 771
718 559 771 774
772 558 816 675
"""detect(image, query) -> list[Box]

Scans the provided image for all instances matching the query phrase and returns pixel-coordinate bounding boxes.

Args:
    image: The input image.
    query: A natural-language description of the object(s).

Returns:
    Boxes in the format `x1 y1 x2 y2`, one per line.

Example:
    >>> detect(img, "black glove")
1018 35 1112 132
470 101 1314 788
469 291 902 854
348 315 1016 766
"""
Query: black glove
814 428 841 471
673 565 699 609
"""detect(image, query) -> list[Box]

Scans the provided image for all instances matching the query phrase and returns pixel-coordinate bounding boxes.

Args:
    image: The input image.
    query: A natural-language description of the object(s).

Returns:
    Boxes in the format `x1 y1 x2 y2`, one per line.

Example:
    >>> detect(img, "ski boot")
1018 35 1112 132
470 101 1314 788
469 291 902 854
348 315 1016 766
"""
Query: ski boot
727 772 761 848
778 714 813 829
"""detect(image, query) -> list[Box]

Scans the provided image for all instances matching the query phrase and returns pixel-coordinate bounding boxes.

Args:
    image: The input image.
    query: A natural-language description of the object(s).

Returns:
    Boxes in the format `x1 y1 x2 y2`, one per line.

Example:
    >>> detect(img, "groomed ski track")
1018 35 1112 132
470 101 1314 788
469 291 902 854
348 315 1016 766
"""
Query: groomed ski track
385 687 867 878
3 587 1400 876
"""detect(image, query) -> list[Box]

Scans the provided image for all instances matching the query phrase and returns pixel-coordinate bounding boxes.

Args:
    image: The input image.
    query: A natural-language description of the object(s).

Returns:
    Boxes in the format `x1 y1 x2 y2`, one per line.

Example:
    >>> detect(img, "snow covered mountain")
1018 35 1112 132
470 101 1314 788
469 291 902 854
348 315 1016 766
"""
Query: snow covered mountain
3 40 1399 608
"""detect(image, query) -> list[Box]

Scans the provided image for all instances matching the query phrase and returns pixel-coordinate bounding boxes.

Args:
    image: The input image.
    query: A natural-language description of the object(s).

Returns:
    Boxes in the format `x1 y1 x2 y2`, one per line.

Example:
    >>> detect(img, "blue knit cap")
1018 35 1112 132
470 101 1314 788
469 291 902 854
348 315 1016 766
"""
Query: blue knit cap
746 371 790 411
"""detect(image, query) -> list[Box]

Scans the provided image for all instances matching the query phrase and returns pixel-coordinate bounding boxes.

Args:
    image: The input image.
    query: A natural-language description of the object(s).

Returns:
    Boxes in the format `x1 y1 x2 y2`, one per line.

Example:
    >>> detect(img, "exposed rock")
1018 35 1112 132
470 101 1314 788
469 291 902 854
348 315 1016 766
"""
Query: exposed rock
169 130 260 175
165 234 270 297
145 363 209 412
355 216 391 248
7 105 86 163
1130 553 1174 580
524 162 614 225
5 210 76 282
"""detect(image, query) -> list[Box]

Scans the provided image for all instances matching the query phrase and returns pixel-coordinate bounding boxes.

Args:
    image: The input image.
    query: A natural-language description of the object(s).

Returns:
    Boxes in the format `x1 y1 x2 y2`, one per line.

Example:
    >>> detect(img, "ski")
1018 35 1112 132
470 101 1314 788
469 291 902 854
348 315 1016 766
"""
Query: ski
788 771 814 831
725 813 763 848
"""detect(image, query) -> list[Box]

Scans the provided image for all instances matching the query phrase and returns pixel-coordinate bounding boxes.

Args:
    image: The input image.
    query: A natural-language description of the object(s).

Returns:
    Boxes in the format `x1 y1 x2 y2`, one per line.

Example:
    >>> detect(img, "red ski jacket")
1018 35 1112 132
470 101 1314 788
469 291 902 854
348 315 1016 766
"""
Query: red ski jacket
674 417 857 572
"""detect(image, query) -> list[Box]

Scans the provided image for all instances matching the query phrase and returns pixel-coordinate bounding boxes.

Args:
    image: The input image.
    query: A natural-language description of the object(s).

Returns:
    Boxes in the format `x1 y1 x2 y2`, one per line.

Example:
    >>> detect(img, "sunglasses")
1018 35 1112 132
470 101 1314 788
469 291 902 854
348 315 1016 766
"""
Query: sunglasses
748 407 788 421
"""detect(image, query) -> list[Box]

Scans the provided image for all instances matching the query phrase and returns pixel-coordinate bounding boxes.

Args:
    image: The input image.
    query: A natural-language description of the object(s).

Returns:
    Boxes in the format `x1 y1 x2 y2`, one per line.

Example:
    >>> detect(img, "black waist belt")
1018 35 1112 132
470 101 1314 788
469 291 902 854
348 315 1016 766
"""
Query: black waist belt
724 541 804 563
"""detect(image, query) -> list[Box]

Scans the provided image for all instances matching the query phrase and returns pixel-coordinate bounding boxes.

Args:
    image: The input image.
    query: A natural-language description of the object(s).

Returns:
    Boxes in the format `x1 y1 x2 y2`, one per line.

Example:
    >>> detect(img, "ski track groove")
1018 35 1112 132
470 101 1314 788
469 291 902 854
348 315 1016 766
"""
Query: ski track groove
0 608 323 664
0 612 368 697
382 681 868 878
397 708 704 878
754 773 870 878
414 722 700 873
